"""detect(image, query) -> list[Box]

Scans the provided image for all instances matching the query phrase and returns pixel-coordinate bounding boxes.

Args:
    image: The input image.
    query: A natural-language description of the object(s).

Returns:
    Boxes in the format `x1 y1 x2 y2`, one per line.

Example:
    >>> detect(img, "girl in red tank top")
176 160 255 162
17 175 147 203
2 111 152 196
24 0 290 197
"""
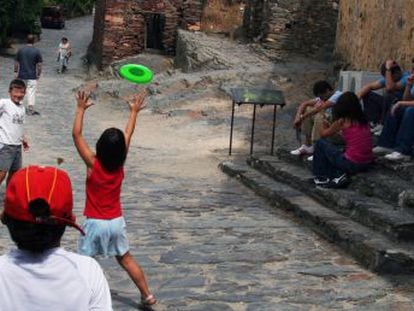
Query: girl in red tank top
72 90 156 306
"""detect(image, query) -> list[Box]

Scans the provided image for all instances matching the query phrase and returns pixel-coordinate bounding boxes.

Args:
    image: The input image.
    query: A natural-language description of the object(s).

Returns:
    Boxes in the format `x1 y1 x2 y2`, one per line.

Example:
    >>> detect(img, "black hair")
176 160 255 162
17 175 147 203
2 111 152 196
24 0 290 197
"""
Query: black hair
1 199 66 253
96 127 127 171
380 62 402 77
332 92 368 125
27 34 35 44
312 80 333 96
61 37 68 42
9 79 26 91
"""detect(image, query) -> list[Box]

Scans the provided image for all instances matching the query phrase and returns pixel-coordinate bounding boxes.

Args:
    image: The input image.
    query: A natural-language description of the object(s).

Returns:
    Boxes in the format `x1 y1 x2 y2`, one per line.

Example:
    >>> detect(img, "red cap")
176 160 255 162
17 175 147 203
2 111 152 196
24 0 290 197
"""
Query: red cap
3 166 85 235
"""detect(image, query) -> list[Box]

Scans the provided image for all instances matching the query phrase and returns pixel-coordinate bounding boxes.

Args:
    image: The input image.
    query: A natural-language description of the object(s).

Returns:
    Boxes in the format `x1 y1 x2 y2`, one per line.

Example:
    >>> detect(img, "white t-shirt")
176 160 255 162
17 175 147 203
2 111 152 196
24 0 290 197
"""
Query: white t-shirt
58 42 71 58
315 90 343 105
0 98 25 145
0 247 112 311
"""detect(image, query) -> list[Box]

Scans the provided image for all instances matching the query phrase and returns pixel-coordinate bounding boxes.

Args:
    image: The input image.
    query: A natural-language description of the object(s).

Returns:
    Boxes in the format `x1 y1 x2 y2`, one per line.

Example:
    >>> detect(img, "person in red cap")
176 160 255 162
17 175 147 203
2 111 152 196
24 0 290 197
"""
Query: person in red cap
72 89 156 307
0 165 112 310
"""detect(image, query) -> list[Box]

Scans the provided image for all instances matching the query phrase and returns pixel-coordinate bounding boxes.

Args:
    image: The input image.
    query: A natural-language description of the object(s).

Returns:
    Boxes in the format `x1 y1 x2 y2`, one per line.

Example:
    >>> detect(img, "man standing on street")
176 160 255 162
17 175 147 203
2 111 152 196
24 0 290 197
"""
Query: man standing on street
14 34 42 116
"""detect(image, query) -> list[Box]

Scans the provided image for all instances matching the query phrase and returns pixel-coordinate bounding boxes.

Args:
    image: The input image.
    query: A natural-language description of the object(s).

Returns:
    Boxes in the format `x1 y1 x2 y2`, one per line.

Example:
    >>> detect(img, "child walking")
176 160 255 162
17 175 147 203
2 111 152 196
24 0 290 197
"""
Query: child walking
312 92 373 188
57 37 71 73
72 89 156 306
0 79 29 187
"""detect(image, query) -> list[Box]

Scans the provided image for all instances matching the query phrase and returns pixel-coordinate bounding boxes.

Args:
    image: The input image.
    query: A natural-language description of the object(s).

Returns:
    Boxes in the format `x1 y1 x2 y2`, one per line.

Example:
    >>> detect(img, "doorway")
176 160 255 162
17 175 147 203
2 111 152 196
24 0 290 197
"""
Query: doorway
146 13 166 50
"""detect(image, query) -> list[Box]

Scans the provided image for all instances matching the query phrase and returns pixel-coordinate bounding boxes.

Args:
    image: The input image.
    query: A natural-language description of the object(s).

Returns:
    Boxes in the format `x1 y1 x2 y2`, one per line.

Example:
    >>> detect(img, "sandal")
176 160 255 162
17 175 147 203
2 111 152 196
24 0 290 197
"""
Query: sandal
141 294 157 306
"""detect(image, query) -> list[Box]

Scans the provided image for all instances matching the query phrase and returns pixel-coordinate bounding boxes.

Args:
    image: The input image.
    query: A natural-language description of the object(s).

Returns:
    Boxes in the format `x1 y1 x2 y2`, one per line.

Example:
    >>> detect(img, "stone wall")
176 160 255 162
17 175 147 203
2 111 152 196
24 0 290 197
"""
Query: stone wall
335 1 414 71
244 0 339 60
91 0 203 68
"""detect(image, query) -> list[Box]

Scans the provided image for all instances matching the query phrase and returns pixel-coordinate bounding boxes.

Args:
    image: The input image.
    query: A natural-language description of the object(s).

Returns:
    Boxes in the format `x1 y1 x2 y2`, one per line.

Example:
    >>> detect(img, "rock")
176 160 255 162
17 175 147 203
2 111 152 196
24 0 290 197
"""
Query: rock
147 85 159 95
174 30 237 72
398 190 414 209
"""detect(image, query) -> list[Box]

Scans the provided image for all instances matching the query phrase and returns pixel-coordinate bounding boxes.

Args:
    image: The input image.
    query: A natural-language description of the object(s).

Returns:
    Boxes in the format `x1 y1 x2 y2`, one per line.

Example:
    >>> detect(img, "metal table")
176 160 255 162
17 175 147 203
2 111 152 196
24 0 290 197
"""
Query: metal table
229 88 286 155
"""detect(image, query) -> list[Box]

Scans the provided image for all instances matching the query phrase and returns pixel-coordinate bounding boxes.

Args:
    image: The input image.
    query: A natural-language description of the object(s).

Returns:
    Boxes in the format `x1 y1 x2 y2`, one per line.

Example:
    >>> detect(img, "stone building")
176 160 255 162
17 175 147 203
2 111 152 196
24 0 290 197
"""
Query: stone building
243 0 339 60
336 0 414 71
90 0 203 68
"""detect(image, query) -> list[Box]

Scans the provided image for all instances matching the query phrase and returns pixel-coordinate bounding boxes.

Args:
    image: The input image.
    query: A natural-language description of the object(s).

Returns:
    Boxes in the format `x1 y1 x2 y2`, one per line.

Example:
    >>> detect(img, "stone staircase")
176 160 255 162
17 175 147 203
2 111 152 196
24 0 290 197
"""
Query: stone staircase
219 149 414 274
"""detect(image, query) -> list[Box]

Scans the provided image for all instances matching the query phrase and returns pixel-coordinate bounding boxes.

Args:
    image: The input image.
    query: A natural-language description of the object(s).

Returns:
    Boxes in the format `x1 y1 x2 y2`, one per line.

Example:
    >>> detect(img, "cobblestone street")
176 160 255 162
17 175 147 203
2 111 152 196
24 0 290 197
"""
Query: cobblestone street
0 16 414 311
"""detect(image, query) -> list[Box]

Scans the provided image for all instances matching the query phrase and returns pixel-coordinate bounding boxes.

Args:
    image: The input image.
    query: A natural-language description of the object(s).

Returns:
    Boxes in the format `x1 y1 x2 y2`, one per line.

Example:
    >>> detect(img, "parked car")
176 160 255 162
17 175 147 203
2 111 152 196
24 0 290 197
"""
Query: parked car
40 6 65 29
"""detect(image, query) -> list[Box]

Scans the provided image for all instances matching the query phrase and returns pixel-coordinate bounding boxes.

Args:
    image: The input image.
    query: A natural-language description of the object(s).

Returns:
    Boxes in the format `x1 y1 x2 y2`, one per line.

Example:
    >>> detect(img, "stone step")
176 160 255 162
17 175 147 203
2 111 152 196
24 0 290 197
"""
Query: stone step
219 160 414 274
247 155 414 241
275 149 413 205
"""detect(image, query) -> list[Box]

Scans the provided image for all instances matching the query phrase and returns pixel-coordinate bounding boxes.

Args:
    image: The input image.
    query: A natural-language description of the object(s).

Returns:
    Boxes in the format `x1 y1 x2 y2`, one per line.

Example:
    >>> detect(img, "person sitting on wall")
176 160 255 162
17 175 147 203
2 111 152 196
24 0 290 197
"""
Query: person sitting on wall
290 80 342 159
372 71 414 161
357 59 410 135
312 92 373 188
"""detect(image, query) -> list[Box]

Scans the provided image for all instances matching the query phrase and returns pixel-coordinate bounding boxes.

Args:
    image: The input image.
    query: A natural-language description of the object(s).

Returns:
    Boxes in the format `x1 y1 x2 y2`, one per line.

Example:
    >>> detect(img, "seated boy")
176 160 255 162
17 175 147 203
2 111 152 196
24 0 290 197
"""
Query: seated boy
291 80 342 156
0 79 29 186
0 165 112 310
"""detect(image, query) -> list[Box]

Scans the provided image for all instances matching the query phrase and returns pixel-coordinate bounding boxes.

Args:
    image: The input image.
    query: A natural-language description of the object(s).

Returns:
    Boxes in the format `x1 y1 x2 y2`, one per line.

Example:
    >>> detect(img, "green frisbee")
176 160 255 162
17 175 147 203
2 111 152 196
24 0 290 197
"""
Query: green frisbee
119 64 153 84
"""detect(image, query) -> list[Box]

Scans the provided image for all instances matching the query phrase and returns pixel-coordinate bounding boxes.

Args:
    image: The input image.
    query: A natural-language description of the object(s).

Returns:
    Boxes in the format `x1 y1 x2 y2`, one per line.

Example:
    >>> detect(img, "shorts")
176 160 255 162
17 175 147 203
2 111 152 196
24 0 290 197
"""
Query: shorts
0 144 22 172
78 216 130 257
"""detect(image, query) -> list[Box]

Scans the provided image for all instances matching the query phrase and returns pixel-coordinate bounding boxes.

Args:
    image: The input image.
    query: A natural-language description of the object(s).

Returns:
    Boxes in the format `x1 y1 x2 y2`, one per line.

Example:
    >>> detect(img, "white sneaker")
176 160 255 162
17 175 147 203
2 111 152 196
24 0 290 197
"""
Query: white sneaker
290 144 314 156
373 125 384 136
384 151 411 162
371 124 383 135
307 155 313 161
373 146 393 155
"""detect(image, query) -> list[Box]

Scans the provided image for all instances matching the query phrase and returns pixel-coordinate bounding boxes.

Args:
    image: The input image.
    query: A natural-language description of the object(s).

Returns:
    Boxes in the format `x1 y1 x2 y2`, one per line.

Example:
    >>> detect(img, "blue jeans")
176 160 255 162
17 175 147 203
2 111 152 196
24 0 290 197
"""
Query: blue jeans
361 91 398 124
378 106 414 155
313 139 371 179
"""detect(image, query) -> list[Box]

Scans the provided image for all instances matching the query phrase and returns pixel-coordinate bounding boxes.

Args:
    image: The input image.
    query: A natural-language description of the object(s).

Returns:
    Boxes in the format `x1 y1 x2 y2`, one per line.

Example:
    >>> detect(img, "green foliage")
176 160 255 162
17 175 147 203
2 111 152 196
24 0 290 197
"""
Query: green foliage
0 0 95 47
0 0 14 46
45 0 95 18
0 0 42 47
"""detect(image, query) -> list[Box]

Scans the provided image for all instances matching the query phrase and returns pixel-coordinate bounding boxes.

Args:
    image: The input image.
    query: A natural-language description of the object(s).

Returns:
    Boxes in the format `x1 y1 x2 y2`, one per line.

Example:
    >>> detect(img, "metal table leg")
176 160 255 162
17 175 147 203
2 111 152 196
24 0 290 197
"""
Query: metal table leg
250 104 257 155
271 104 277 155
229 100 236 155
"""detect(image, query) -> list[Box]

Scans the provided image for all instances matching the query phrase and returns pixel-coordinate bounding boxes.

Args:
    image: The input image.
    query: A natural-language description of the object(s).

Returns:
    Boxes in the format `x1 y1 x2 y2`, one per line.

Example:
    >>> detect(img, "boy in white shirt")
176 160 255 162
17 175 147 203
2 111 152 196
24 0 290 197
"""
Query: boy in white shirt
0 165 112 310
291 80 342 157
0 79 29 186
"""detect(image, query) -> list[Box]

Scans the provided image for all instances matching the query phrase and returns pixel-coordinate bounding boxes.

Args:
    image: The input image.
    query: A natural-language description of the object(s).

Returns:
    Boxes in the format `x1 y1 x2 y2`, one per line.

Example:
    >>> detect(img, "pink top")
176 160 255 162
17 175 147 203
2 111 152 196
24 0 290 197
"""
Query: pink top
342 123 373 164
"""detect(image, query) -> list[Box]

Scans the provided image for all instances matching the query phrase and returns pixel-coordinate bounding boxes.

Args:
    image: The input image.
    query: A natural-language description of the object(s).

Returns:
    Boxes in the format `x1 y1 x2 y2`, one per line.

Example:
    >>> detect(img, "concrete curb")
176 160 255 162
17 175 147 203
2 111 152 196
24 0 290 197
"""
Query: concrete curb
219 160 414 274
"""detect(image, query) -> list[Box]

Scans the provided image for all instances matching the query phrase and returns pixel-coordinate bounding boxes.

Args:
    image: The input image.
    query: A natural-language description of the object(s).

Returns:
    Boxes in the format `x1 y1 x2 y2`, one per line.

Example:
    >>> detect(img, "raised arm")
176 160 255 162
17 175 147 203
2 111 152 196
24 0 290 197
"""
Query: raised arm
72 91 95 168
124 90 147 151
356 80 383 99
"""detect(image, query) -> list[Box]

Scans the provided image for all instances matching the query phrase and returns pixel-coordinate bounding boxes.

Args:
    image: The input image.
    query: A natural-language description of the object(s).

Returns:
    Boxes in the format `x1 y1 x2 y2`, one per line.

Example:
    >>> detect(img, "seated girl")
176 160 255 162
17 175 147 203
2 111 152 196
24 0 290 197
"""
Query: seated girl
312 92 374 188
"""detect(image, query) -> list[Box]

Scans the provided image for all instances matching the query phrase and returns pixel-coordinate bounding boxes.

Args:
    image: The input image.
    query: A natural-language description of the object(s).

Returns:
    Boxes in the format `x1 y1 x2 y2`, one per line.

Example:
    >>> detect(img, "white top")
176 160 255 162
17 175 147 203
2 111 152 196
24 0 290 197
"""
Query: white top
0 98 25 145
315 90 343 105
59 42 71 58
0 247 112 311
327 90 343 104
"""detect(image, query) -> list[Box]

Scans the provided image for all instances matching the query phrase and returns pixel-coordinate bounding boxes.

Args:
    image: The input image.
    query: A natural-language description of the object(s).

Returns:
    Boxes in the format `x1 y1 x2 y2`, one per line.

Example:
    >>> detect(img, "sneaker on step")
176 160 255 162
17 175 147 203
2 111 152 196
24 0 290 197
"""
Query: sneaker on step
326 174 351 189
372 146 393 155
290 144 314 156
307 155 313 162
313 176 330 186
384 151 411 162
371 124 383 135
